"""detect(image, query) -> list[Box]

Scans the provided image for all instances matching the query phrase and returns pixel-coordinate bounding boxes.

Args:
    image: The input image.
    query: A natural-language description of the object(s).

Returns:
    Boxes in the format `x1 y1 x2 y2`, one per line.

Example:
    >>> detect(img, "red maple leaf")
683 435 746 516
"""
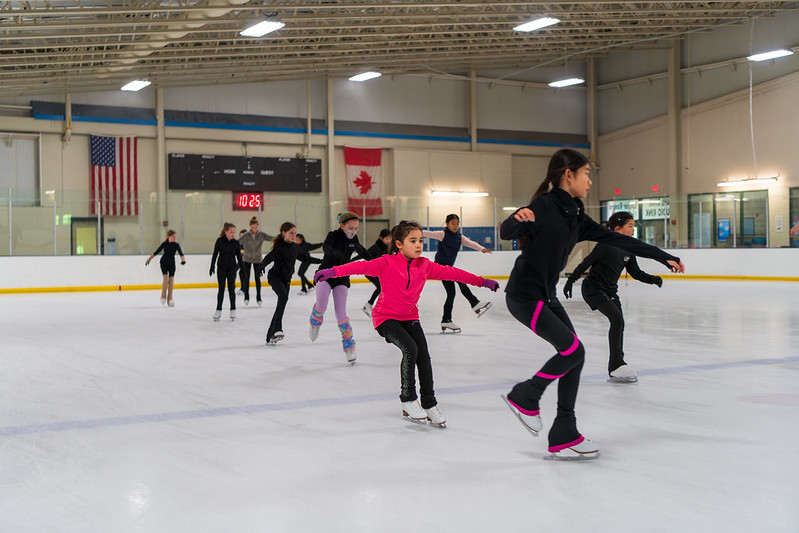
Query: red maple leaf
353 170 374 195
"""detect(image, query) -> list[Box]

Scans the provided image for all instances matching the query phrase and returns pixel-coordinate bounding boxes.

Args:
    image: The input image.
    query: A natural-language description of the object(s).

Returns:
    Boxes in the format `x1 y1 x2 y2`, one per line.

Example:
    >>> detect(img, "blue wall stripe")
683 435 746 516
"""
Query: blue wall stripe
0 355 795 437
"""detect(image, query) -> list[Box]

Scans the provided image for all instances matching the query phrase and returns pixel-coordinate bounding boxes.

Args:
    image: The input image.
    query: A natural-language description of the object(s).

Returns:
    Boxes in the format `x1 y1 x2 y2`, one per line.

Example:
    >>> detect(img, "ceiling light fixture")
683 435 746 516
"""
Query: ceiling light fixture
431 190 489 197
513 17 560 32
121 80 151 91
747 49 794 62
349 71 382 82
240 20 285 38
548 78 585 88
716 175 779 187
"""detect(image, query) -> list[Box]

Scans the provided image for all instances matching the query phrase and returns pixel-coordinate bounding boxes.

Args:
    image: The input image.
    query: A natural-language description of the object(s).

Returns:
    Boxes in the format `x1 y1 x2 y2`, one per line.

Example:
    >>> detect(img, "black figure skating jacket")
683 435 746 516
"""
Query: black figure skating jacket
211 237 242 271
567 243 661 296
319 228 370 288
259 239 311 283
500 187 679 302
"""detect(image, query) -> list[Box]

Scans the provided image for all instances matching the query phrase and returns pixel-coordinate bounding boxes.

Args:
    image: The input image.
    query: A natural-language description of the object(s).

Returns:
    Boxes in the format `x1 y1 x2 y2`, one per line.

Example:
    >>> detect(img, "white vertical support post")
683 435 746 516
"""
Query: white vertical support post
139 202 144 254
306 79 313 156
469 68 477 152
459 205 463 251
53 200 57 255
8 188 12 256
97 201 101 255
493 197 498 250
156 88 167 230
732 197 737 248
698 200 703 248
667 38 683 248
326 78 335 231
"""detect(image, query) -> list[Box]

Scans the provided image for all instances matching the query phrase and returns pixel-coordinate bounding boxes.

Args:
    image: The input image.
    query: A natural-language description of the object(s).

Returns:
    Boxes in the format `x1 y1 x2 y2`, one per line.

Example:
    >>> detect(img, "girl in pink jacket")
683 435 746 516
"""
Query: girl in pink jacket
315 220 499 427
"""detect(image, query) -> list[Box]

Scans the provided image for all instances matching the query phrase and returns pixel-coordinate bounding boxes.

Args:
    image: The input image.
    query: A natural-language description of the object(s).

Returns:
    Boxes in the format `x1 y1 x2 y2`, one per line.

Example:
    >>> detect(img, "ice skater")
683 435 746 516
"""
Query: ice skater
295 233 323 295
362 228 392 317
239 216 273 306
563 211 664 383
210 222 243 321
314 220 499 426
145 229 186 307
499 148 684 460
423 214 493 333
259 222 305 345
308 211 370 364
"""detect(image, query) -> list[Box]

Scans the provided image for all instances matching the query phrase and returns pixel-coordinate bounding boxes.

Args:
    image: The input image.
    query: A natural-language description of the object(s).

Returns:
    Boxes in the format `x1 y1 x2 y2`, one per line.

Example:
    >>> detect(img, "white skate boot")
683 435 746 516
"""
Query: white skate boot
424 405 447 428
545 437 600 461
608 365 638 383
440 321 461 333
213 310 222 321
167 299 175 307
401 400 428 424
344 347 356 364
501 394 542 437
471 301 492 318
160 297 166 306
309 306 324 341
362 301 373 318
229 309 236 321
244 299 249 306
266 331 285 346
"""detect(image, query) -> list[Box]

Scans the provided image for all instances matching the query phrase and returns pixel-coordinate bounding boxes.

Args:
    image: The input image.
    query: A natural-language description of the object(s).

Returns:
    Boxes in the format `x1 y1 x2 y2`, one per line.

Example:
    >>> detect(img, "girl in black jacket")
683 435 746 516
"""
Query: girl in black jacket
260 222 308 345
563 211 663 383
308 211 370 364
362 228 392 317
295 234 323 294
145 229 186 307
499 149 684 460
210 223 243 321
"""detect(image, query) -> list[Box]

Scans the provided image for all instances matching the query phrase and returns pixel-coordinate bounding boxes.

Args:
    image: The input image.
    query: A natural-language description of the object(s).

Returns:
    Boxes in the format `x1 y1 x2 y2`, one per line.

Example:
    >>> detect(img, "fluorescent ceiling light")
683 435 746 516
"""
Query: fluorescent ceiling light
549 78 585 88
240 20 285 37
349 71 382 82
121 80 151 91
747 49 794 62
513 17 560 32
717 176 778 187
502 207 518 211
431 190 488 197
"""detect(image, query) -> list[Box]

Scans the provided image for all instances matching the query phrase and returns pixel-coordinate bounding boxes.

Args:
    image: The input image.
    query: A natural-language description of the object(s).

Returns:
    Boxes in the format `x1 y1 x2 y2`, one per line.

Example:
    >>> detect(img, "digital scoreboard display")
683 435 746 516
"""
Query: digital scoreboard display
232 192 263 211
168 154 322 193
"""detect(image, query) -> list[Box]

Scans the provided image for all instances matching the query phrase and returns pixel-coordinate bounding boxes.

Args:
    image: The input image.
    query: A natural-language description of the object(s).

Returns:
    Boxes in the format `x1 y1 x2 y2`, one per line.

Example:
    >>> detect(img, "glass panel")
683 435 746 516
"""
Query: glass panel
789 188 799 248
687 194 713 248
739 190 768 248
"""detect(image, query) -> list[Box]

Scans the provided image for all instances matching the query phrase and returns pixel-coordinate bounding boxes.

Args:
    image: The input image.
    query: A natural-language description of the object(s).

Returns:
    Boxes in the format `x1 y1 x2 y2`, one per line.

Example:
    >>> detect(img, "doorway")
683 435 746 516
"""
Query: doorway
71 217 104 255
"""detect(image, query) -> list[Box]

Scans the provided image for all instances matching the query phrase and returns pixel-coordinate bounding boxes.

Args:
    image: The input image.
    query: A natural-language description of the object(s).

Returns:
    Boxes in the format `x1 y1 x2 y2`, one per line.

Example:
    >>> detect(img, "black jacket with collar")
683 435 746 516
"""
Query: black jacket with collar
500 187 679 302
259 239 309 283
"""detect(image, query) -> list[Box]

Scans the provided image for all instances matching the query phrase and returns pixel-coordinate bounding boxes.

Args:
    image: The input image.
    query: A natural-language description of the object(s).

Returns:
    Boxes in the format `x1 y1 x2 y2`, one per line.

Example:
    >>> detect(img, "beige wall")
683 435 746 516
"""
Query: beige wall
598 71 799 247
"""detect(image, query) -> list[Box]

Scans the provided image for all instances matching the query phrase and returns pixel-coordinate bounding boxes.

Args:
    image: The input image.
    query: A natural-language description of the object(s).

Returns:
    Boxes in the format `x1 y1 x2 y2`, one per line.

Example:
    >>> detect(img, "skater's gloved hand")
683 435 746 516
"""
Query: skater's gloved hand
563 280 573 299
180 260 186 265
209 266 215 276
480 278 499 292
314 268 336 284
653 275 663 288
145 259 150 266
256 265 265 278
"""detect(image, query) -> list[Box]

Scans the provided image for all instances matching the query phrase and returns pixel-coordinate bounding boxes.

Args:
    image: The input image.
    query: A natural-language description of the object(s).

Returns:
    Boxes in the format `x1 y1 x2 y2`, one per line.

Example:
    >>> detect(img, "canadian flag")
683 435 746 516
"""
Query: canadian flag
345 146 383 216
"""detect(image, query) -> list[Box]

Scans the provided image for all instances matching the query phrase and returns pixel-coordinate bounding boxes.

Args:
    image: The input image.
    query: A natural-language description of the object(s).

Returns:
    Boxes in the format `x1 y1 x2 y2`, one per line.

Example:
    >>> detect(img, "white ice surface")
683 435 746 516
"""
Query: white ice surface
1 279 797 533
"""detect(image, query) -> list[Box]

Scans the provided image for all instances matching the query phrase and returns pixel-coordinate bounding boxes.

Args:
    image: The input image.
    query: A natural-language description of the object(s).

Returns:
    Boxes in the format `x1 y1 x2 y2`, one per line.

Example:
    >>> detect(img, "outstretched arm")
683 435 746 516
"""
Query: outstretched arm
422 230 445 242
625 256 662 286
461 234 492 253
580 218 684 273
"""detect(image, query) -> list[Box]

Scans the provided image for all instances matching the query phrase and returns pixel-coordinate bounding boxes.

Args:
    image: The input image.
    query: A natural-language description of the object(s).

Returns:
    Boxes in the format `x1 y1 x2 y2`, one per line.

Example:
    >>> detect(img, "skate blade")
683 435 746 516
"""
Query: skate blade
402 413 428 425
501 394 539 437
474 302 492 318
544 450 600 461
607 376 638 383
440 328 461 334
427 420 447 428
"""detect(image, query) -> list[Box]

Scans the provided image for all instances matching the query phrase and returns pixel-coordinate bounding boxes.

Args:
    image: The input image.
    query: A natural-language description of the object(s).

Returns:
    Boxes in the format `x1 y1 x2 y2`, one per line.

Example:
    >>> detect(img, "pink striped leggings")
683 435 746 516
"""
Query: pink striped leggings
505 294 585 420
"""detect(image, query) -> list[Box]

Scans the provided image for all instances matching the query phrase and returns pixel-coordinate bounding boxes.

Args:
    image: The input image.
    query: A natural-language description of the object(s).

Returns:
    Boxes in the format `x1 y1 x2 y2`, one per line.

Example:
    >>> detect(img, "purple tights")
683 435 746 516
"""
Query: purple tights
314 281 349 323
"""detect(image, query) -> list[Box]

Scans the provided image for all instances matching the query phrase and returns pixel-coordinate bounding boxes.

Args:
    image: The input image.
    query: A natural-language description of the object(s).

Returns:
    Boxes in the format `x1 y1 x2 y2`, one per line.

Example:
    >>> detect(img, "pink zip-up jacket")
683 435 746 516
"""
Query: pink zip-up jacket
332 253 485 328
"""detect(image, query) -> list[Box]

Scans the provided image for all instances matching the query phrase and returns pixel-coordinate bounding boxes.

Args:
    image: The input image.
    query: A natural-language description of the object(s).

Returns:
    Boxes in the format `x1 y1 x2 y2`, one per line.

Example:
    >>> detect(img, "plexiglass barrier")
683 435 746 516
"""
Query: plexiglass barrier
0 187 796 256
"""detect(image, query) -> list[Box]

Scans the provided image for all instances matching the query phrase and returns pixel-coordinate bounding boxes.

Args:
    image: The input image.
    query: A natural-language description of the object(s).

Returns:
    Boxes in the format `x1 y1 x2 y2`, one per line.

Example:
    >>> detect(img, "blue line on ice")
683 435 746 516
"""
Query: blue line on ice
1 355 796 437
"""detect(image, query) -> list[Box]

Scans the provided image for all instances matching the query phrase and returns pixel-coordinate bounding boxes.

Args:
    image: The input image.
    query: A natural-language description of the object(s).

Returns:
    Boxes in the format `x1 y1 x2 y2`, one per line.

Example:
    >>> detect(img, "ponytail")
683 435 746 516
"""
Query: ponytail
219 222 236 238
531 148 590 201
272 221 296 249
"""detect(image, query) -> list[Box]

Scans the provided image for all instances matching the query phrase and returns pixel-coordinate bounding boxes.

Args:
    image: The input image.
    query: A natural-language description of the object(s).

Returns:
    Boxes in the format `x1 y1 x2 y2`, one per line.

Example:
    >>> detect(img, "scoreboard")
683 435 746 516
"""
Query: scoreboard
168 153 322 193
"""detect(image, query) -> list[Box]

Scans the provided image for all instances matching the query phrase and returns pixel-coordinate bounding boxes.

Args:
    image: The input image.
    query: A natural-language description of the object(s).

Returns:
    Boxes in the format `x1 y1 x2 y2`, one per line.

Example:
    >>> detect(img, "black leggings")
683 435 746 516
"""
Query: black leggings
216 267 237 310
267 275 290 339
505 294 586 447
376 320 436 409
583 283 626 373
297 261 316 292
366 276 381 304
240 261 262 301
441 280 480 322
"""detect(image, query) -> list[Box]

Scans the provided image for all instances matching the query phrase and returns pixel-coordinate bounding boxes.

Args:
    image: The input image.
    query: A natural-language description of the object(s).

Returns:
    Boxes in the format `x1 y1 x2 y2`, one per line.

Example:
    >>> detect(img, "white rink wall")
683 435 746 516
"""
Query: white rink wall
1 249 798 291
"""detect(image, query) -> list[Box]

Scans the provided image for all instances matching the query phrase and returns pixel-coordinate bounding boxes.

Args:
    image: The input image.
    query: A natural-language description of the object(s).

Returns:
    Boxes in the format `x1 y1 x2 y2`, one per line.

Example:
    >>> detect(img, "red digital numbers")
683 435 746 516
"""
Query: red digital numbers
233 193 262 210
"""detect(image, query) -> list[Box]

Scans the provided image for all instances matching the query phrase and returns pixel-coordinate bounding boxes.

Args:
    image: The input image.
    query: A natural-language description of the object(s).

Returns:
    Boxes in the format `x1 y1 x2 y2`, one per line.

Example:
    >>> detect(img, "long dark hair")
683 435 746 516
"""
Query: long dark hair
388 220 422 254
607 211 634 230
219 222 236 238
272 221 296 249
532 148 590 200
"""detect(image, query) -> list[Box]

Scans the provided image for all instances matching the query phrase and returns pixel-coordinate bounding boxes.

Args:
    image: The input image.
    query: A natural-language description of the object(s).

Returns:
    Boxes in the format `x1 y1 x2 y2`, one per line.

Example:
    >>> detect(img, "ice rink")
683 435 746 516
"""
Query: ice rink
1 278 797 532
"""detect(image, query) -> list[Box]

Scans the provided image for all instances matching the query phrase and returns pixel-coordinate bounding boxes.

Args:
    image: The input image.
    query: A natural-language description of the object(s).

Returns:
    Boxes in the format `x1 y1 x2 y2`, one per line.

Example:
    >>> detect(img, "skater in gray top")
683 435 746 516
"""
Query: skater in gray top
239 216 274 306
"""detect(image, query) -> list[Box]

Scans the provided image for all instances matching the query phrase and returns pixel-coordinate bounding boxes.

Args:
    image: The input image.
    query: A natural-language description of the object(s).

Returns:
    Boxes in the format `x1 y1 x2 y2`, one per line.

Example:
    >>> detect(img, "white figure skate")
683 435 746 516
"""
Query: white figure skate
544 437 600 461
425 405 447 428
608 365 638 383
501 394 542 437
472 301 492 318
401 400 428 425
213 310 222 322
266 331 285 346
440 321 461 333
229 309 236 321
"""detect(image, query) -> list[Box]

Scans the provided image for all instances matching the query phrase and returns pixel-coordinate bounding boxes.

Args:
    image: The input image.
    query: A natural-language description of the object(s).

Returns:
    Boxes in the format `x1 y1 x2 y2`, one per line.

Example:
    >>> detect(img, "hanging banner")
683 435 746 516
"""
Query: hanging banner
345 146 383 216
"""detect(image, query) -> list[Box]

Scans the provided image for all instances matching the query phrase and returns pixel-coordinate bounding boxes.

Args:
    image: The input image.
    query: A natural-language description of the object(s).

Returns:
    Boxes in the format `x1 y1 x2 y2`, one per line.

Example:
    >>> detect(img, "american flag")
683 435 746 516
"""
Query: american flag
90 135 138 216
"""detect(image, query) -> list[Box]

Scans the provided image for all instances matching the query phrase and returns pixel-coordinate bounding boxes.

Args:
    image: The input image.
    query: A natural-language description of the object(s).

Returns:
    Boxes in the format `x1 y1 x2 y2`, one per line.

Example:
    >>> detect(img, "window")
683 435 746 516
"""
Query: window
687 190 768 248
0 133 40 206
789 187 799 248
